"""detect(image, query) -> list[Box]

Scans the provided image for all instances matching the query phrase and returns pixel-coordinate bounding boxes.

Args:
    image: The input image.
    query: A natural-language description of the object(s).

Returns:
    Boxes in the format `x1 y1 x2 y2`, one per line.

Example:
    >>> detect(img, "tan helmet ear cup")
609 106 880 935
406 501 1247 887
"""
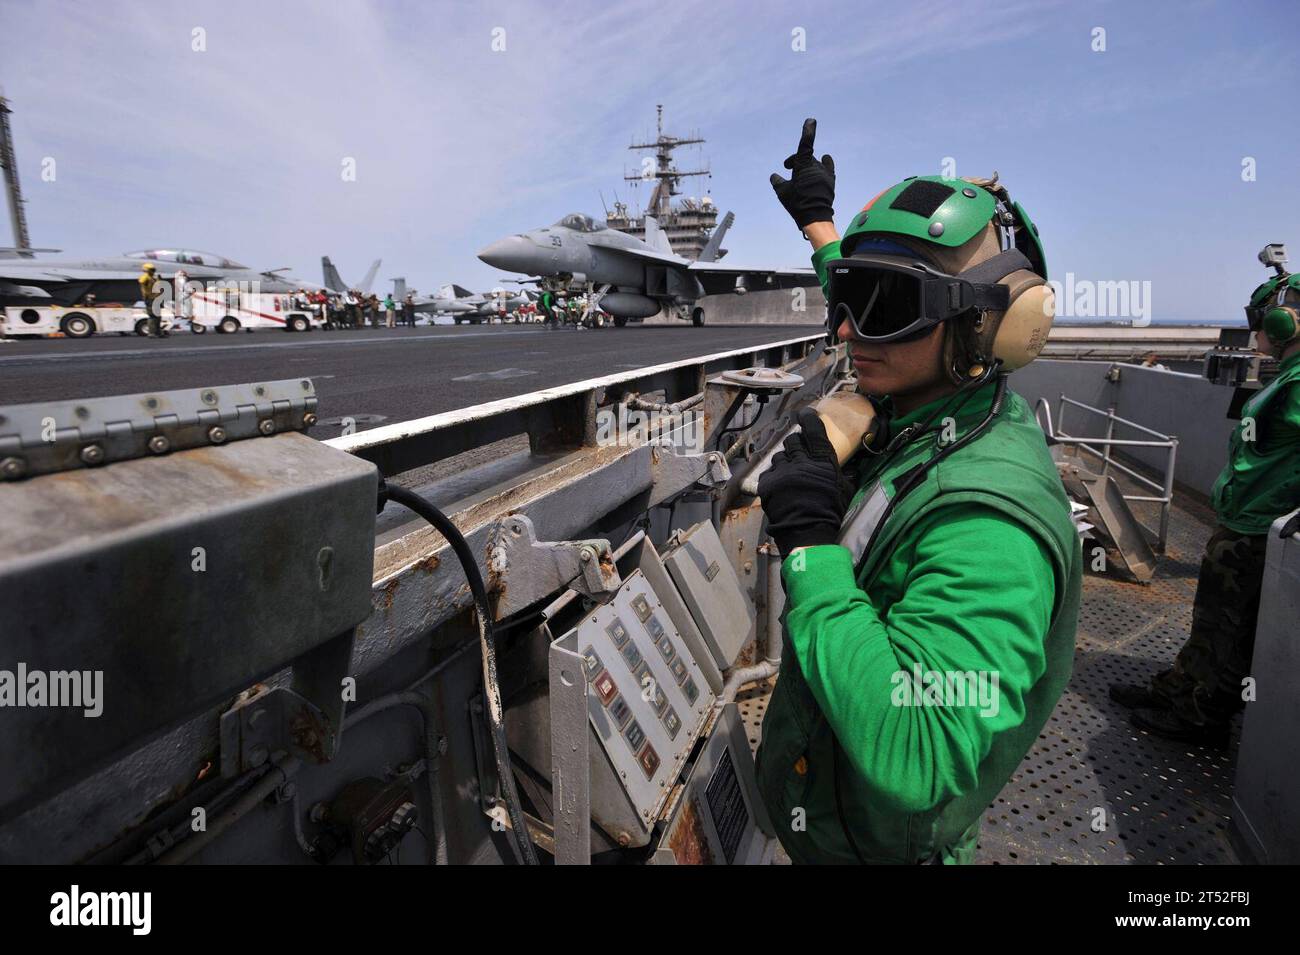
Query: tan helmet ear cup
897 221 1055 375
985 269 1055 370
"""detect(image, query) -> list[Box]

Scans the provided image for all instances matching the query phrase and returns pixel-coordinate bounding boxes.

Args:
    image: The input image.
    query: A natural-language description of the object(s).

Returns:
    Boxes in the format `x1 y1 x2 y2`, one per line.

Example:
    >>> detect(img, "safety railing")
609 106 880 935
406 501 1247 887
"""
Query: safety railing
325 333 828 476
1035 395 1179 551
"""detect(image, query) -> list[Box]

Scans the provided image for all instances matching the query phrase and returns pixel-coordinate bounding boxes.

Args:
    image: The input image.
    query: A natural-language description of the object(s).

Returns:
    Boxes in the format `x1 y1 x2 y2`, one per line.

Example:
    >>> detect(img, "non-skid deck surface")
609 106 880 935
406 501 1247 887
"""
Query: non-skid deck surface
979 487 1239 864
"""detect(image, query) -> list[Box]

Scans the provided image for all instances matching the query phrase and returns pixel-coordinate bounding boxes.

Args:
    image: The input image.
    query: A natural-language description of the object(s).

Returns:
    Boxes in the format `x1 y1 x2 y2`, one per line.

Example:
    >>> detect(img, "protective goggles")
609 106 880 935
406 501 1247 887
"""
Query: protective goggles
1244 288 1293 330
827 253 1014 343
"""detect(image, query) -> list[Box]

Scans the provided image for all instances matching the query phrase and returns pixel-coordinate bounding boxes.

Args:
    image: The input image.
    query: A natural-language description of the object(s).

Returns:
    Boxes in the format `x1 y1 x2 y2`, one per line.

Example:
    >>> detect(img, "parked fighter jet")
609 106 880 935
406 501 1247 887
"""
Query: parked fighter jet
0 248 327 306
477 211 815 326
321 256 382 295
387 279 482 321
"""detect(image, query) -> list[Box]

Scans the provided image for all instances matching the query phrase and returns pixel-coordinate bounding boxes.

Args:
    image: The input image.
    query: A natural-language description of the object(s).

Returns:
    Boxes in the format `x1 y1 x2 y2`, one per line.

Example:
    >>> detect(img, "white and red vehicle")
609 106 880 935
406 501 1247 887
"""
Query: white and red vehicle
0 303 179 338
184 288 320 334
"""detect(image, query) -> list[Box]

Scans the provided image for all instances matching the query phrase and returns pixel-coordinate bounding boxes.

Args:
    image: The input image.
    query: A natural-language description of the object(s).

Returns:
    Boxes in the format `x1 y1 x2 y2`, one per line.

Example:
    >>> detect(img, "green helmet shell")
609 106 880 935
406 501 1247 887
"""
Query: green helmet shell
840 175 995 251
1249 271 1300 308
839 174 1049 280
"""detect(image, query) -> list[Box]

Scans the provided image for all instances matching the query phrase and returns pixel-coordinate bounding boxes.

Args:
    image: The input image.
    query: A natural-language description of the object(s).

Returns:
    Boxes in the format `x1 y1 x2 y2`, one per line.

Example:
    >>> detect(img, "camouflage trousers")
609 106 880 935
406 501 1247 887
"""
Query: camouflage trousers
1151 525 1269 727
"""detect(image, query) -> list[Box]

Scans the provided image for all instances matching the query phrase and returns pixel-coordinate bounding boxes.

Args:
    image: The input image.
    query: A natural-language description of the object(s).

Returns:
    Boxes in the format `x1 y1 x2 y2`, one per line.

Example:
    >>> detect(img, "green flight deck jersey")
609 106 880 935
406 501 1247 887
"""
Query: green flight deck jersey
1210 350 1300 535
754 239 1082 864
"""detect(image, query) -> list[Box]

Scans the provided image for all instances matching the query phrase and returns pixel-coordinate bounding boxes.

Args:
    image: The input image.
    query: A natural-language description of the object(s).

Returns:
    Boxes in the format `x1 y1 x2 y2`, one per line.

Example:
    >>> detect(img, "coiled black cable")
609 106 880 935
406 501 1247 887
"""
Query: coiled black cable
381 480 539 865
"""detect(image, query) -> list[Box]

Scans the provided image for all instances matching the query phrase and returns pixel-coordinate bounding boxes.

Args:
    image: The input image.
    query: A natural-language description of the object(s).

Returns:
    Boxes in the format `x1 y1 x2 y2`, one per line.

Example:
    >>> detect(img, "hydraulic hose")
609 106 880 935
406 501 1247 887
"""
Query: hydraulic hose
381 481 539 865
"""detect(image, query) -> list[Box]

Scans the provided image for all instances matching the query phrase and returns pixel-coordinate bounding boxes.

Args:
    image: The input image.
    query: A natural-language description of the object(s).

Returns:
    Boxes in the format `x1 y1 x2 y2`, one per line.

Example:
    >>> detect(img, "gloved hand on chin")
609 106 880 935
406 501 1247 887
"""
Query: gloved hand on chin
757 408 847 556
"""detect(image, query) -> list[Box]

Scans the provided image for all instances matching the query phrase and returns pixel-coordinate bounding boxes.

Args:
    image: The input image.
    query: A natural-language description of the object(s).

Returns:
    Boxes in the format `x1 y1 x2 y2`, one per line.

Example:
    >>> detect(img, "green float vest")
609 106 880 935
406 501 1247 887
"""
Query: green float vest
756 383 1082 864
1211 351 1300 535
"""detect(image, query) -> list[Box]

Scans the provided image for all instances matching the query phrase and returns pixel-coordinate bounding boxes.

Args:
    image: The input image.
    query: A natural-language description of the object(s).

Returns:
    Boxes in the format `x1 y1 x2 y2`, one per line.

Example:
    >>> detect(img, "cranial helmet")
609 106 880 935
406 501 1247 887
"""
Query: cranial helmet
1245 246 1300 353
835 173 1055 382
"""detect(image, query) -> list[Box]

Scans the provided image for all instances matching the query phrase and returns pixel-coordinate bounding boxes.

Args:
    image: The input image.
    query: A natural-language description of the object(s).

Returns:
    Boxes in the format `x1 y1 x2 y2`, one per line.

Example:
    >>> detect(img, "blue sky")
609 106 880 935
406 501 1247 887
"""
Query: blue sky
0 0 1295 322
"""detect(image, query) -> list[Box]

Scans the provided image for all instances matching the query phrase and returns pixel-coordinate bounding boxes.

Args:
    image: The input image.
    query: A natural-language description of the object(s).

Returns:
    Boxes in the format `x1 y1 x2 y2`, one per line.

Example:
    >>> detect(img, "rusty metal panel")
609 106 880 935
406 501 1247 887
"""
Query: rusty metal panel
654 704 774 865
0 432 376 823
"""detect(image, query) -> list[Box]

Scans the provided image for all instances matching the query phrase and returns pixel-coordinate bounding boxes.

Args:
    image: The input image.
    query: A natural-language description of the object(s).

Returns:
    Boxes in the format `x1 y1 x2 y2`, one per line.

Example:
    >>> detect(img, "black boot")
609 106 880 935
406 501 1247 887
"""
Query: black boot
1108 683 1169 710
1130 708 1229 747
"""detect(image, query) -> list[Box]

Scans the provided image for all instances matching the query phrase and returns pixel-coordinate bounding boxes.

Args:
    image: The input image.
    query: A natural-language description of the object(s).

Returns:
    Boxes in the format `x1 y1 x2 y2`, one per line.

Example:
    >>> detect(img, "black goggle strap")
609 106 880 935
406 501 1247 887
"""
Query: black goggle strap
951 247 1033 312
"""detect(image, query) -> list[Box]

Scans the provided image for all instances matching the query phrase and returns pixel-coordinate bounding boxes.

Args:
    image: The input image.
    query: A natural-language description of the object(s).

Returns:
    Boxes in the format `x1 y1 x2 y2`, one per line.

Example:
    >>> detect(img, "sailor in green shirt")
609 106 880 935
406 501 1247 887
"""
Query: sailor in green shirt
1112 245 1300 744
754 119 1081 864
539 289 559 329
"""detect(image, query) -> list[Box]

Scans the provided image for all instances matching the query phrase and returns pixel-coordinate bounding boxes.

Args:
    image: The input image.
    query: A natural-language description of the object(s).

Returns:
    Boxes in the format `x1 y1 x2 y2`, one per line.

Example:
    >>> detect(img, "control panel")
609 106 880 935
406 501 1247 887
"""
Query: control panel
576 569 714 829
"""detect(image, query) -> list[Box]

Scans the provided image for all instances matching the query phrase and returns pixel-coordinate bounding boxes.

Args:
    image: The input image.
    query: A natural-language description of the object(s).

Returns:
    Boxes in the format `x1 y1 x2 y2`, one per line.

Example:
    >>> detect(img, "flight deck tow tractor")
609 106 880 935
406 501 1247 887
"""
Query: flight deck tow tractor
0 289 318 339
0 303 178 339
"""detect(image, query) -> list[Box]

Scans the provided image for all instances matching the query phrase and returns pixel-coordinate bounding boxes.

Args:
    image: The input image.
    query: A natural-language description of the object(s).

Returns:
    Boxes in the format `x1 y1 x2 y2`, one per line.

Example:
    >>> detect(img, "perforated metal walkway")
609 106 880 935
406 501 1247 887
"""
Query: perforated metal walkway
736 486 1241 865
978 488 1239 864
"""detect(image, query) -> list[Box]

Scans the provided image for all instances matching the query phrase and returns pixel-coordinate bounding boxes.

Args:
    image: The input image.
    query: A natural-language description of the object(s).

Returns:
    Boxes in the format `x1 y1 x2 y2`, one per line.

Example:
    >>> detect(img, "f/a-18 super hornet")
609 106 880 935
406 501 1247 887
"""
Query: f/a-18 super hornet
477 211 817 326
0 248 326 306
388 279 537 324
321 256 383 295
389 280 488 322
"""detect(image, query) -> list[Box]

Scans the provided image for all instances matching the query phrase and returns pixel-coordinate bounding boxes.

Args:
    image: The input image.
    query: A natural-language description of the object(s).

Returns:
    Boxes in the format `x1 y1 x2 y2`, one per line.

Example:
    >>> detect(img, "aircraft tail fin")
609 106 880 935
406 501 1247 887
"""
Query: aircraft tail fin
321 256 347 292
697 211 734 263
449 284 476 299
644 216 674 255
358 259 382 294
392 277 408 300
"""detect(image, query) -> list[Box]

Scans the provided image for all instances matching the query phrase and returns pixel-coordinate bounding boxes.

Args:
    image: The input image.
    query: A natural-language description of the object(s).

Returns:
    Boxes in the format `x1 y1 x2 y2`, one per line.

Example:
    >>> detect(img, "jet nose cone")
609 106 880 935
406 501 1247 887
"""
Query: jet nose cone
477 235 535 273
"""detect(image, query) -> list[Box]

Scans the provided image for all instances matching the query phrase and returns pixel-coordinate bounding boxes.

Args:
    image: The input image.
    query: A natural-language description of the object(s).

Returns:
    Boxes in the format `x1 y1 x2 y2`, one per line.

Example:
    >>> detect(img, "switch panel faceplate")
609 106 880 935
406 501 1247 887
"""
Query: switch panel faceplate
662 520 754 670
577 569 714 828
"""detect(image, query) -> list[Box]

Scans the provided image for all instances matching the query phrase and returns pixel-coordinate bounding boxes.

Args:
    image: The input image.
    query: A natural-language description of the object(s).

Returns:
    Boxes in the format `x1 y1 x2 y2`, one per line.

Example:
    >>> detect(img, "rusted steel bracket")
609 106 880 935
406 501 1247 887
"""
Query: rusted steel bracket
488 514 621 619
219 628 356 777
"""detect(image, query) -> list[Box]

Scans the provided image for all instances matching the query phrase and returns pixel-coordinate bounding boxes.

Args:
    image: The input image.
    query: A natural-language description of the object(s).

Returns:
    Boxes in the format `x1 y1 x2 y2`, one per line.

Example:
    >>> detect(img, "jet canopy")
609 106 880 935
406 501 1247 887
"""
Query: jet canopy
554 214 605 233
123 249 248 269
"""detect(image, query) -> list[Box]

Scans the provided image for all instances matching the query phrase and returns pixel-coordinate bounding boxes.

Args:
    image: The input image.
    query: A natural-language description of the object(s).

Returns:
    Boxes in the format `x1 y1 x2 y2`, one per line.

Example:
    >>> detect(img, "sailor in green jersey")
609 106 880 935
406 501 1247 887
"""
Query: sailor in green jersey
754 119 1081 864
1112 244 1300 745
542 289 565 329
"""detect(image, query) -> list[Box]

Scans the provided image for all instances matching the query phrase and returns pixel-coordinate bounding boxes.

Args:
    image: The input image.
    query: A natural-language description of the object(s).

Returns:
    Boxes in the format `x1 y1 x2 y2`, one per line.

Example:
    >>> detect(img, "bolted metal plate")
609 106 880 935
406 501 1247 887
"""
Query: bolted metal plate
0 379 317 480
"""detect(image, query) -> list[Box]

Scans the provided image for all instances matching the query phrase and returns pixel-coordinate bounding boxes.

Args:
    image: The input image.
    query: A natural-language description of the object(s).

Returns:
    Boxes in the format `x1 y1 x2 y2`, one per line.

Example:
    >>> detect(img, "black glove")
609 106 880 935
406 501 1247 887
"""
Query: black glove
757 408 845 555
769 118 836 230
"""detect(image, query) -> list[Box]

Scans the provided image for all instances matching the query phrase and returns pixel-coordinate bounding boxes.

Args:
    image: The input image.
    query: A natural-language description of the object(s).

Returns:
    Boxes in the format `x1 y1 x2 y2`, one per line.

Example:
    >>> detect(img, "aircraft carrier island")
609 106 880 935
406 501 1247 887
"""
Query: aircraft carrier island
0 5 1295 932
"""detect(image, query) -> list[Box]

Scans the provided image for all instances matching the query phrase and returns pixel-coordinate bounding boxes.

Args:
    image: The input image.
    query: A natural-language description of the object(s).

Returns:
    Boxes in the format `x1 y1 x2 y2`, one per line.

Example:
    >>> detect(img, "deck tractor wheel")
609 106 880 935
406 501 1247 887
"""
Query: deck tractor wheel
289 315 310 333
190 321 206 334
61 312 95 338
454 317 463 325
134 318 150 336
691 306 705 327
614 315 628 328
217 316 241 335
